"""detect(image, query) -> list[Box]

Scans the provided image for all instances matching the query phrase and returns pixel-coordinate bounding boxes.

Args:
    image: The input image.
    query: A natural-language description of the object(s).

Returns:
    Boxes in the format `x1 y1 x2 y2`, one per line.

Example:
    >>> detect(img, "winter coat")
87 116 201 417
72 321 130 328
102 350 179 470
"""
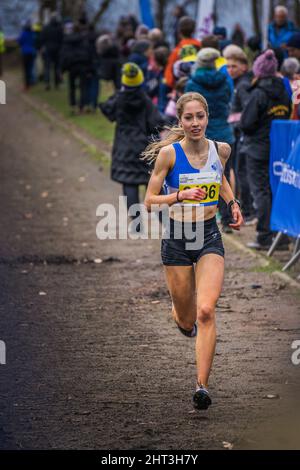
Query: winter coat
96 44 121 89
60 32 93 75
231 71 253 113
40 20 63 57
100 88 165 185
185 68 234 144
240 76 291 160
18 28 36 56
268 20 295 49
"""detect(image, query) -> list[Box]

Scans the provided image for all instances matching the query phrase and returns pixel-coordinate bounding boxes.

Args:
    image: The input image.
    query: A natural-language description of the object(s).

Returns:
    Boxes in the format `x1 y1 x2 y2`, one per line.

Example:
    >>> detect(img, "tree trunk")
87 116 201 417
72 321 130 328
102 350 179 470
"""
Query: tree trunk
295 0 300 28
269 0 275 21
92 0 112 26
61 0 86 20
156 0 167 31
251 0 260 36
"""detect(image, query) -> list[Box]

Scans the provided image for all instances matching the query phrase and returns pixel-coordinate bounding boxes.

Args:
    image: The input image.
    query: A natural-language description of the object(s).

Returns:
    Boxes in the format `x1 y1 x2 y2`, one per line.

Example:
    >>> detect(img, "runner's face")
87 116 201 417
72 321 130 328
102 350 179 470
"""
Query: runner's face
180 101 208 141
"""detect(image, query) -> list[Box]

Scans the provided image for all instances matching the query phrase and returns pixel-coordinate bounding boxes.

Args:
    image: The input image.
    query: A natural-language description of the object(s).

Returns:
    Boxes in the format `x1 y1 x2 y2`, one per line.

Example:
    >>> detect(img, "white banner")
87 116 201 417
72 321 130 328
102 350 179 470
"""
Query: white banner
196 0 215 40
262 0 271 50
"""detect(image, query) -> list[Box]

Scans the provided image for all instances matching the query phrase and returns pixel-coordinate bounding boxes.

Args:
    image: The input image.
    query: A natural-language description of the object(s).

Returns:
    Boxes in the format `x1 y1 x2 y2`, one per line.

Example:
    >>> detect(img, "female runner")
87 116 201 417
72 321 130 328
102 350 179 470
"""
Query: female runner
143 92 243 409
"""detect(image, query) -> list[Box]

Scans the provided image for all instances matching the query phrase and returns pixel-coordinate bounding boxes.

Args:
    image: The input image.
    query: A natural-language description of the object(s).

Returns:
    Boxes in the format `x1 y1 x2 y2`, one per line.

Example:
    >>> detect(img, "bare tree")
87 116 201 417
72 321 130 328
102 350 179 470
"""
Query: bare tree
91 0 113 26
156 0 168 30
251 0 260 36
294 0 300 28
38 0 87 21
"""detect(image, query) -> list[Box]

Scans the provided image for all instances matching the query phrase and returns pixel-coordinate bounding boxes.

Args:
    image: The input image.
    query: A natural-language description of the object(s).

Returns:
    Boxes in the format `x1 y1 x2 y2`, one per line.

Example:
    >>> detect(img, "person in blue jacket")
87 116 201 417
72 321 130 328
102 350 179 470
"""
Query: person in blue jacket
268 6 295 49
18 20 37 90
185 47 235 232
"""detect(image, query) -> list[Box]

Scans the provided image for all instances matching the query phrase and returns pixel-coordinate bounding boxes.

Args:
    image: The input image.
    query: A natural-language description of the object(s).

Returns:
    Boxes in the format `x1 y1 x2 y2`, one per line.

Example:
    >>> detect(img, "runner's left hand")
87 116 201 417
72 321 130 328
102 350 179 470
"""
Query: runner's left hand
229 204 244 231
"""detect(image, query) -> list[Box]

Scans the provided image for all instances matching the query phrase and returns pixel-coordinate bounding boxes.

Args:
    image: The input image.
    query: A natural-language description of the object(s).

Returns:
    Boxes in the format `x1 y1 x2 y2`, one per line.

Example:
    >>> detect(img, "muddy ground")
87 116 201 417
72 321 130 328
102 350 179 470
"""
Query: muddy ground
0 78 300 450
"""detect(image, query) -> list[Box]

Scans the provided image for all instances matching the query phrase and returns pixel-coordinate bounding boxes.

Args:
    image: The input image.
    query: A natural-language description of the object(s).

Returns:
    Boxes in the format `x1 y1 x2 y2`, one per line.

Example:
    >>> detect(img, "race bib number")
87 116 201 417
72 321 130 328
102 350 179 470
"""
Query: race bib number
179 172 220 206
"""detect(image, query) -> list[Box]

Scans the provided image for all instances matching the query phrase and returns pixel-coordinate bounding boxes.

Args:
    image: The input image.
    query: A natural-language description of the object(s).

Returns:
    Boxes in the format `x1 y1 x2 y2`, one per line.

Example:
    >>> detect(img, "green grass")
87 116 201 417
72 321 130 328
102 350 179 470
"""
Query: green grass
251 257 283 273
30 78 115 144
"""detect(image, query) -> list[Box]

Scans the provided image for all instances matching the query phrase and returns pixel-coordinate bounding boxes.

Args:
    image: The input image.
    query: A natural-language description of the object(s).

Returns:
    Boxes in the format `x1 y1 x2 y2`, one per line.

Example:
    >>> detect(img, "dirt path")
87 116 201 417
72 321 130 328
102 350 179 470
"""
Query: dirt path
0 82 299 450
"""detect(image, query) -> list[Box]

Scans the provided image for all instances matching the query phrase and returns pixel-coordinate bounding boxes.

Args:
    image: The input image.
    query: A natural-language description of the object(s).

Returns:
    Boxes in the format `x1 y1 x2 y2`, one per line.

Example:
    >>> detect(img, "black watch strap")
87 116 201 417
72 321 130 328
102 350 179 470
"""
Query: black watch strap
228 199 241 210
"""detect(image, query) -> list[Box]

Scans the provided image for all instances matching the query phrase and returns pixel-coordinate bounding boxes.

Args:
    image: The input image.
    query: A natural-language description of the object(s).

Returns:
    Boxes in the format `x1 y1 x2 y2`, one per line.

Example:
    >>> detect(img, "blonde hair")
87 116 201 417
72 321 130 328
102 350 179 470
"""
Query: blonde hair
142 92 209 163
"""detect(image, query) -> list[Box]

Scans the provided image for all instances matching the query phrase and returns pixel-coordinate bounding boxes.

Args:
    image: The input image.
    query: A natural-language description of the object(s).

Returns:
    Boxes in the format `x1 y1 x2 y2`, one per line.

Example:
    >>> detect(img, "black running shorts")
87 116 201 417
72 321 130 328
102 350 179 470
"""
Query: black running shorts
161 216 225 266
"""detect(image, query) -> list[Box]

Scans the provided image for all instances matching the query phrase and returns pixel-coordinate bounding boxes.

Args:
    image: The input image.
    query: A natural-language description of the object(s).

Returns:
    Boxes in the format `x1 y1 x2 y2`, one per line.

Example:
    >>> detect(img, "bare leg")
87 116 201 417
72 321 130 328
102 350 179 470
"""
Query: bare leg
163 265 196 331
195 254 224 387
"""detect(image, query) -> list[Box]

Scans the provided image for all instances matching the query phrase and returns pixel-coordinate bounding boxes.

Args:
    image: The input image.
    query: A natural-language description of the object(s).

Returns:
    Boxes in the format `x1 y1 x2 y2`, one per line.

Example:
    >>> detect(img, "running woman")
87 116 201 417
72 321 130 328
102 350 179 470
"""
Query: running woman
143 92 243 410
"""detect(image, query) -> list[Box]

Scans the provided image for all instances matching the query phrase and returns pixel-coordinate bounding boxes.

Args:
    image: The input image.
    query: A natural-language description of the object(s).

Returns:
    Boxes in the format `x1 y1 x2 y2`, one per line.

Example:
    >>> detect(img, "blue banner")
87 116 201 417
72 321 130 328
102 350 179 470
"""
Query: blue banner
139 0 155 29
270 133 300 238
270 120 300 197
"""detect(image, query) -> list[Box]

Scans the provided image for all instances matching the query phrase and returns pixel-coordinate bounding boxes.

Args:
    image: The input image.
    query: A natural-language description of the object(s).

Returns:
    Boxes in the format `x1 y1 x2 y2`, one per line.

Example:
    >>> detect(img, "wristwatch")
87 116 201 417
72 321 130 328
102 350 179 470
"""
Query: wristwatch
228 199 241 210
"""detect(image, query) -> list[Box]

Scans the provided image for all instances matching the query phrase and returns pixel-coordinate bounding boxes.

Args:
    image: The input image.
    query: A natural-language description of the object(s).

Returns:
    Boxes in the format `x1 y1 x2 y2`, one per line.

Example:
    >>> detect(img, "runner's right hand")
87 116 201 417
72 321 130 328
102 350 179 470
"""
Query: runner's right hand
179 188 207 202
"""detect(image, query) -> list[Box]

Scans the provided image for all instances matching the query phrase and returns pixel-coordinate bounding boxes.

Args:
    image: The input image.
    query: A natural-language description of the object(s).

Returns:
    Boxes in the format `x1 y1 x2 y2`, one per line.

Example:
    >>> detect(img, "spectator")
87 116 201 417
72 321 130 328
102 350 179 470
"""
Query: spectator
202 35 234 98
223 44 246 60
85 24 99 112
172 5 187 46
40 13 64 90
227 52 255 224
116 16 135 59
135 24 149 41
128 39 152 78
287 33 300 60
148 28 169 51
164 16 201 89
18 20 37 91
268 6 295 49
147 46 170 112
60 23 92 114
231 23 246 49
281 57 300 120
95 34 121 91
185 47 234 232
99 62 165 231
173 44 197 82
240 49 291 249
213 26 231 51
0 22 5 77
245 35 262 65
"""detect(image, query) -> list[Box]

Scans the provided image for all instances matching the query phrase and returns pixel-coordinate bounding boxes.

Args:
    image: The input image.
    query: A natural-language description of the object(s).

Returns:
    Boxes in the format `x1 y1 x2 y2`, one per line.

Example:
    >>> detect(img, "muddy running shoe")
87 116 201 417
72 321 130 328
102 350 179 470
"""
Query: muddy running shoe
175 321 197 338
193 384 212 410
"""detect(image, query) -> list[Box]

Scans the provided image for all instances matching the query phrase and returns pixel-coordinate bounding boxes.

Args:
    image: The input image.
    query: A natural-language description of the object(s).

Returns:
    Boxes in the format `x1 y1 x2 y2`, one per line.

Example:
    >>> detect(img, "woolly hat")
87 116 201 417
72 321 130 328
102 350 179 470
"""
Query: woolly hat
121 62 144 88
196 47 220 69
287 33 300 50
252 49 278 78
179 44 197 63
213 26 227 39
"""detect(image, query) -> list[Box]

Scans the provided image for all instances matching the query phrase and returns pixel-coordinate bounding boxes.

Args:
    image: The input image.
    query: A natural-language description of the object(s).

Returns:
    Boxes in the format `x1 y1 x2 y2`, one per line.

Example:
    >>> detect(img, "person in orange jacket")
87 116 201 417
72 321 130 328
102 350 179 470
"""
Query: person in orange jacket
164 16 201 89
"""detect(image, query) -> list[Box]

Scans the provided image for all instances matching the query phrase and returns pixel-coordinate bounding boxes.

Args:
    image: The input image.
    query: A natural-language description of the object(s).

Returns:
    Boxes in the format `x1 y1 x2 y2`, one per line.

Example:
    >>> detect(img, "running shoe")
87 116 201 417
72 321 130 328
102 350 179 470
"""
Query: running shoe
175 321 197 338
193 384 212 410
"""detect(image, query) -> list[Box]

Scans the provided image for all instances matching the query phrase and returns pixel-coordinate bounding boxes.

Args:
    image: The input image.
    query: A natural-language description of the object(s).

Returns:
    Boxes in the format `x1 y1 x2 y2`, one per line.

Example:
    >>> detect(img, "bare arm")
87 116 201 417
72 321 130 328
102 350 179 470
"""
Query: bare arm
144 146 206 212
218 143 244 230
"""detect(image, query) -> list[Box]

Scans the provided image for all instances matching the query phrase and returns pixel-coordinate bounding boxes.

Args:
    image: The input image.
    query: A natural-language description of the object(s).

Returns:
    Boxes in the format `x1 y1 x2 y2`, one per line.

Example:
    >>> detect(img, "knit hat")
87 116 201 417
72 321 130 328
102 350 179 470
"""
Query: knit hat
252 49 278 78
213 26 227 39
179 44 197 63
121 62 144 87
287 33 300 50
196 47 220 69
